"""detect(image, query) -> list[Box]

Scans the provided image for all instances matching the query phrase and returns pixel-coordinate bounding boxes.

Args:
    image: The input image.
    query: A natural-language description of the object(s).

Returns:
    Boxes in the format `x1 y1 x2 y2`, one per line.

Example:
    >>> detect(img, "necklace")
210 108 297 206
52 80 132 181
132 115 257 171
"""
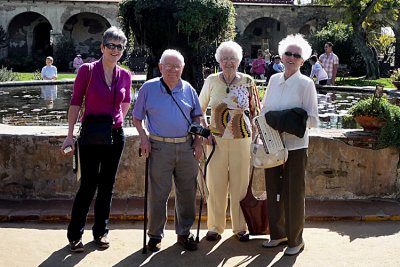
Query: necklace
221 73 236 94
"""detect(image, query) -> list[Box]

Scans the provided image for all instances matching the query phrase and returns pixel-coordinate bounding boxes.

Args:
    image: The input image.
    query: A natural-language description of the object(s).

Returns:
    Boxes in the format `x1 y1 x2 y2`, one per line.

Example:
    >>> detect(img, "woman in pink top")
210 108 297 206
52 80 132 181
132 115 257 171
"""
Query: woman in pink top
61 26 132 253
251 50 266 79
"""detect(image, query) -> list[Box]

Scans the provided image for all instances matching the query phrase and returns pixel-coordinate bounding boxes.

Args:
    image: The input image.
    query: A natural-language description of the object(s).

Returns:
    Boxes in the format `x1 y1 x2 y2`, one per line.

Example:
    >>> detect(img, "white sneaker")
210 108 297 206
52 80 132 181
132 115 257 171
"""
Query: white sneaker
262 237 288 248
284 240 305 256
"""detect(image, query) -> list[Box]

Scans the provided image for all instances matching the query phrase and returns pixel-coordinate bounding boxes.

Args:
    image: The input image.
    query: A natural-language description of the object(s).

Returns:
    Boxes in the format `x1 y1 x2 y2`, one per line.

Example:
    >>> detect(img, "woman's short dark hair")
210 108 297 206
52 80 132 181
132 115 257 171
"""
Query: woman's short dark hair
102 26 127 46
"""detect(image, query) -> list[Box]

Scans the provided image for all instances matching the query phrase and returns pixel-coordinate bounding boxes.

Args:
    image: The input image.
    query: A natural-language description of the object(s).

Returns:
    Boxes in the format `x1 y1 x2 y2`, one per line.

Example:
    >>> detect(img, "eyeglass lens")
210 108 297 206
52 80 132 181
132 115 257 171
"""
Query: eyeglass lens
284 51 302 59
105 43 124 51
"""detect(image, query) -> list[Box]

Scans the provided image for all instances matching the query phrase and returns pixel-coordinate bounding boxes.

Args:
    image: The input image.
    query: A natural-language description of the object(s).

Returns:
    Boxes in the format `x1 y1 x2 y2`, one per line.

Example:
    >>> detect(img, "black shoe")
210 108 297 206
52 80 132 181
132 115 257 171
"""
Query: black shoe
206 231 221 241
236 231 250 242
177 233 198 251
94 234 110 249
147 238 162 252
69 239 84 252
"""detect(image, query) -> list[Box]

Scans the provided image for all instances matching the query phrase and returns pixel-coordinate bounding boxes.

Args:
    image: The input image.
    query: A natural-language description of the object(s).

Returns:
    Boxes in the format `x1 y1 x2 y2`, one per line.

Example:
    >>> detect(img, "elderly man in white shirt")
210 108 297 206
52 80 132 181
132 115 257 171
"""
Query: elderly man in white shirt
260 34 318 256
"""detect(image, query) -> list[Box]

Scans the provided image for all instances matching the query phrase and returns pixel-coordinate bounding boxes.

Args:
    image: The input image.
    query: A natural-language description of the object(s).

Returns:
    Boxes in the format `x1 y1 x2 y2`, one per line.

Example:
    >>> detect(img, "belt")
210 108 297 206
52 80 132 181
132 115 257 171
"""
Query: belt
149 134 192 144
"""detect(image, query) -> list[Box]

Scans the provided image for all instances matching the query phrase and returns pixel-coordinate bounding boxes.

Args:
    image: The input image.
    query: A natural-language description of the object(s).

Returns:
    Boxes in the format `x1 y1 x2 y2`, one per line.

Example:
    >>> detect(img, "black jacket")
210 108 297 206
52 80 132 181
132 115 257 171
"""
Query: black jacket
265 108 308 138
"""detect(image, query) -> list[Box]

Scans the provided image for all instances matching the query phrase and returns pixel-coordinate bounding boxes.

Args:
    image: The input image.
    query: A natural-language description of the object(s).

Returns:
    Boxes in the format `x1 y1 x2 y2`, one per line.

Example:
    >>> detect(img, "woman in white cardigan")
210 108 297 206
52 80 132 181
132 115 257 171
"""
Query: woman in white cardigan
260 34 319 256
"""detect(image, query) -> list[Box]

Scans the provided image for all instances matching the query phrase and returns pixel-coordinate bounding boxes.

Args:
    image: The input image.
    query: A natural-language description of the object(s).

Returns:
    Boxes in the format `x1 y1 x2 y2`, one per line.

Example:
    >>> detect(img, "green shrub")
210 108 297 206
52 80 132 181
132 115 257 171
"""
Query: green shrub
0 66 20 82
348 96 400 149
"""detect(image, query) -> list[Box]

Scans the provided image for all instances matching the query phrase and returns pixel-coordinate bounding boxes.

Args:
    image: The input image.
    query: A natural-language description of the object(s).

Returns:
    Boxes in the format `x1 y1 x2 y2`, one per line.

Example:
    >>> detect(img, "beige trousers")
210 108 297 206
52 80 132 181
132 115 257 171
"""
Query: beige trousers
206 137 251 234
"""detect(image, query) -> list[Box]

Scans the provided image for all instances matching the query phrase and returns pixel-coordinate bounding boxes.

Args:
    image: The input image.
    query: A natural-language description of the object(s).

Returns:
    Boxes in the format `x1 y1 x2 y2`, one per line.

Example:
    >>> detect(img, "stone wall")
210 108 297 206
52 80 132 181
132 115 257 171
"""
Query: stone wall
0 125 399 200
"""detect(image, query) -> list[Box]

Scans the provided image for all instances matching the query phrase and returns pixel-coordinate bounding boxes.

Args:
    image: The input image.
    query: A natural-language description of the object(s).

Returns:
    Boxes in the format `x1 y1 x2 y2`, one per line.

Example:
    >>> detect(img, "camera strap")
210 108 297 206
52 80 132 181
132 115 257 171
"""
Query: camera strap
160 77 192 126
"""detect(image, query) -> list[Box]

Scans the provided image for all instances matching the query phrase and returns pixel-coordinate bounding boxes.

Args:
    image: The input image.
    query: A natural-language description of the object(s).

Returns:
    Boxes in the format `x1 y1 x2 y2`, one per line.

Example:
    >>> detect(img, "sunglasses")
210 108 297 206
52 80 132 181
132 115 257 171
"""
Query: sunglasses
284 51 302 59
104 43 125 51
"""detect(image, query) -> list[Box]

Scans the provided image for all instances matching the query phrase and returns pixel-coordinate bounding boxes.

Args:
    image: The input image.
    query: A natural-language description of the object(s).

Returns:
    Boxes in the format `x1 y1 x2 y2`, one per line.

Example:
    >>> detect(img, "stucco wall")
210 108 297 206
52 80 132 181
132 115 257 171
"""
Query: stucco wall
0 125 399 200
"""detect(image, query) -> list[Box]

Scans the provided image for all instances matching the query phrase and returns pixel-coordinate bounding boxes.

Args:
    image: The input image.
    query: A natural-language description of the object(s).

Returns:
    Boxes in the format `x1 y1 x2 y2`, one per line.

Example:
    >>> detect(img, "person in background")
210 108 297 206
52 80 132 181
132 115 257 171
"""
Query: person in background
264 49 272 66
203 67 213 79
199 40 260 243
309 55 329 85
319 42 339 85
40 56 58 109
251 49 266 79
261 34 318 256
41 56 57 80
73 54 84 73
61 26 132 253
272 55 285 73
133 49 203 252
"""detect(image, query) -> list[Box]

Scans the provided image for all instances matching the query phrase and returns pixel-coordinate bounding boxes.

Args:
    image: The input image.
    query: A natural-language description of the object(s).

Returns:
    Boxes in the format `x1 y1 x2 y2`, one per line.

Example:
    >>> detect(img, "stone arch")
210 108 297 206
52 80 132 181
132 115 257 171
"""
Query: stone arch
7 12 53 58
63 12 111 59
239 17 287 58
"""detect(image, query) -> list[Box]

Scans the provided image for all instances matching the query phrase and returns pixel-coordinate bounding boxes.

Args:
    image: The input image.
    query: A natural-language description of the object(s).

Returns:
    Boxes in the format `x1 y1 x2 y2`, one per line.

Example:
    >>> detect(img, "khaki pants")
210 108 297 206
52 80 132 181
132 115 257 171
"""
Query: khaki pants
206 137 251 234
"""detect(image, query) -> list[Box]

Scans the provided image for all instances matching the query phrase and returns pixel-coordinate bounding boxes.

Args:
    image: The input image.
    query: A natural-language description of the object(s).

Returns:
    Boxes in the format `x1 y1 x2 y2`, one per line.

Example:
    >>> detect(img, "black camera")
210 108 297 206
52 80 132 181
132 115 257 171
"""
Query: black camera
188 123 211 138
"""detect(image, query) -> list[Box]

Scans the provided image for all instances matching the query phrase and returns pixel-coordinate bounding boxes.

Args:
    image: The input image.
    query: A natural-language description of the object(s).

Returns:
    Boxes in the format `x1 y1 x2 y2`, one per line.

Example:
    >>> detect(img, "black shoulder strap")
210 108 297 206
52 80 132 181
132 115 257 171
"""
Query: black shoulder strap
160 77 191 126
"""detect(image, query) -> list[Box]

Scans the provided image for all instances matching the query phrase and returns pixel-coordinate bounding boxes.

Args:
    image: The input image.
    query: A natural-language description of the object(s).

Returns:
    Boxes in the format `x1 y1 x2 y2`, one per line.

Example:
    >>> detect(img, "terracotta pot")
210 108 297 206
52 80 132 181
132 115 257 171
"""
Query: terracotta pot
354 115 386 132
392 81 400 90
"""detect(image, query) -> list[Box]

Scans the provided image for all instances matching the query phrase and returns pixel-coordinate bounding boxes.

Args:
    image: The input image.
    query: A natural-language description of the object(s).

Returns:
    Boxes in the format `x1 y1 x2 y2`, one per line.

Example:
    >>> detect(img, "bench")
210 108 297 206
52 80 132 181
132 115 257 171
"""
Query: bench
337 64 350 81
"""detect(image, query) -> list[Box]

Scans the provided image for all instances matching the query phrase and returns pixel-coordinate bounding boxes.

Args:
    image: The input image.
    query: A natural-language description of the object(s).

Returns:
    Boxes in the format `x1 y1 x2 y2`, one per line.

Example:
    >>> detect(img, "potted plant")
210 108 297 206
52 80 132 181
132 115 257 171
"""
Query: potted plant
390 68 400 89
348 86 400 149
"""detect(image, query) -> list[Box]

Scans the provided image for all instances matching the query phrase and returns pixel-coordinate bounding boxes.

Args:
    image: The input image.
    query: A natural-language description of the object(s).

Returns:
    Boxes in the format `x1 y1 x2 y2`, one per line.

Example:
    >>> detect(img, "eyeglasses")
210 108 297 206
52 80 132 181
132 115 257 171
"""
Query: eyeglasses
104 43 125 51
221 57 238 63
284 51 302 59
163 64 183 71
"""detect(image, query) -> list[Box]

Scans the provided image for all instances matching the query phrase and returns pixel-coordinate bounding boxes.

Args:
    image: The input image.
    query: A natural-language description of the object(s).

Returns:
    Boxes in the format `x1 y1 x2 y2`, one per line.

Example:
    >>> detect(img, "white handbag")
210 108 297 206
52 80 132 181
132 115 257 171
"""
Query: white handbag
252 115 288 169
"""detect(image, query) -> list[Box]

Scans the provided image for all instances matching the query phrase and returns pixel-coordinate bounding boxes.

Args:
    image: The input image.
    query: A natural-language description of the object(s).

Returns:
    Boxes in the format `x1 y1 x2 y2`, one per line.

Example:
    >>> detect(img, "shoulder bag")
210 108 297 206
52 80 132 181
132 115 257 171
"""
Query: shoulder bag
78 66 117 145
252 115 288 169
240 166 269 235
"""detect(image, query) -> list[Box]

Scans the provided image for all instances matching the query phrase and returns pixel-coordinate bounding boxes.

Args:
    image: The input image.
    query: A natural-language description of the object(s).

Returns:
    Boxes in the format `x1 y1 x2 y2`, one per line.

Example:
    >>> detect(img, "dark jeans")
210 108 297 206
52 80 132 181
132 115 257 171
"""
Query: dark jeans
67 128 125 242
319 79 328 85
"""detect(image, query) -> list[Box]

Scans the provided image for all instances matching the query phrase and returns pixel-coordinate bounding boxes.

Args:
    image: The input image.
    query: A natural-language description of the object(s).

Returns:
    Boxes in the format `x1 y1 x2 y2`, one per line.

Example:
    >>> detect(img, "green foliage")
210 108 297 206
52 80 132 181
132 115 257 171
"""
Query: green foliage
119 0 236 89
335 77 393 87
0 66 20 82
53 35 76 72
32 70 42 80
390 68 400 82
348 95 400 149
309 21 366 76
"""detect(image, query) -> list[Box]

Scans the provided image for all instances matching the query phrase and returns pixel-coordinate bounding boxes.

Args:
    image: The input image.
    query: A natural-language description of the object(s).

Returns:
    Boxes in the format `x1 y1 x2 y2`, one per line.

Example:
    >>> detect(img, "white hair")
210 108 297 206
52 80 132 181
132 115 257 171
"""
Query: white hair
278 34 312 60
159 49 185 65
215 41 243 63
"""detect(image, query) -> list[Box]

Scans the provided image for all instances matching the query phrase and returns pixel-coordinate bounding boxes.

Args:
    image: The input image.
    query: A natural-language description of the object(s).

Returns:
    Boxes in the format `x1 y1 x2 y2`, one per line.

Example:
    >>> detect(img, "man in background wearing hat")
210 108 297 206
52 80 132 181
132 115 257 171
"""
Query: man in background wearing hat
73 54 84 73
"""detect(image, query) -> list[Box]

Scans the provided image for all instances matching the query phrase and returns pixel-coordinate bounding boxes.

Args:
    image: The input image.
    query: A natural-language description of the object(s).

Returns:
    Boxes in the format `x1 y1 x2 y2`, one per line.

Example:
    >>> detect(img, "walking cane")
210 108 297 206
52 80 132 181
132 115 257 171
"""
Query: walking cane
196 140 216 243
139 149 149 254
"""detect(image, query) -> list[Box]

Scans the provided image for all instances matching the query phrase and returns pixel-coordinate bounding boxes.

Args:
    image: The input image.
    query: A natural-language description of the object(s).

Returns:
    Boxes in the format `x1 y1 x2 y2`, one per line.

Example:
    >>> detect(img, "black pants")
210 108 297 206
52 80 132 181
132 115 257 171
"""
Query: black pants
67 128 125 242
264 148 307 247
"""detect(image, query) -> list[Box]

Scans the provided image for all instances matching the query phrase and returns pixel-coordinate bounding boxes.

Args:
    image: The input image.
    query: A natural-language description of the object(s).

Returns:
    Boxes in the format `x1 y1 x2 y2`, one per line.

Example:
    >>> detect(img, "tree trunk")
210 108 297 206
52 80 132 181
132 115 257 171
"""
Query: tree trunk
353 27 379 79
395 29 400 69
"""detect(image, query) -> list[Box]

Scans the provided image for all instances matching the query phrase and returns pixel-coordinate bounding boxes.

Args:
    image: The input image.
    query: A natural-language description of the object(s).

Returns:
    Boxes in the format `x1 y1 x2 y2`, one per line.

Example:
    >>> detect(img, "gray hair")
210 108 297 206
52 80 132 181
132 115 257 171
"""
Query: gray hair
215 41 243 63
102 26 127 46
159 49 185 65
278 34 312 60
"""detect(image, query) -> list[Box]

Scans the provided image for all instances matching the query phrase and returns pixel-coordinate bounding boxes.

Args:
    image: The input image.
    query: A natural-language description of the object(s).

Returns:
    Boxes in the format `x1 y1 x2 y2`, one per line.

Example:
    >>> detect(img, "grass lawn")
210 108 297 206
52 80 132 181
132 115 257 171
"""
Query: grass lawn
16 72 396 89
18 72 76 81
335 77 394 88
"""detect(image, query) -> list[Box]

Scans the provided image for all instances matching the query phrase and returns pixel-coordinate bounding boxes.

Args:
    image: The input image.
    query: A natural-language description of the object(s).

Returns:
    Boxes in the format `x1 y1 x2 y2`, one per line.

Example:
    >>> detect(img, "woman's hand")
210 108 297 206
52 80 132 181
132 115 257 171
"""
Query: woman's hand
61 136 75 154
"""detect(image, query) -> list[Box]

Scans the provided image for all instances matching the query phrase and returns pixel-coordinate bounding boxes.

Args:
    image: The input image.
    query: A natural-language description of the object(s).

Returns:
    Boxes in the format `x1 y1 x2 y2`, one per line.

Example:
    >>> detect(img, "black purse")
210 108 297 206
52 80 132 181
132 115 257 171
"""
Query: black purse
79 114 114 145
77 66 117 145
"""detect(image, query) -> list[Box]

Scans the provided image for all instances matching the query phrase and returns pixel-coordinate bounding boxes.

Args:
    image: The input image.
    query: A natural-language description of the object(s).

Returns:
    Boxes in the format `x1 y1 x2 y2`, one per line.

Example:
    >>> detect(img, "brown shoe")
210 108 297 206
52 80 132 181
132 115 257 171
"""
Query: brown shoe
177 233 198 251
94 235 110 249
206 231 221 241
147 238 162 252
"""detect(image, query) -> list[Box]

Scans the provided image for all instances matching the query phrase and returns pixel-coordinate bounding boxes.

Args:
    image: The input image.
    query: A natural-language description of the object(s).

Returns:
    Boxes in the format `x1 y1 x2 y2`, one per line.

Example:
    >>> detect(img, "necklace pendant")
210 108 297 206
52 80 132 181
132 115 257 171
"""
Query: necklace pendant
226 87 230 94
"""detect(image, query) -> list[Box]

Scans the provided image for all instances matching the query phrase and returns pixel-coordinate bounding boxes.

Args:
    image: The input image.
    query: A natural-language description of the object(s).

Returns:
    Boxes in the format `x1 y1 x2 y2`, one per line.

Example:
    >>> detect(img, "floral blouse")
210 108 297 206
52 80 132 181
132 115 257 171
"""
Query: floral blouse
199 72 260 139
